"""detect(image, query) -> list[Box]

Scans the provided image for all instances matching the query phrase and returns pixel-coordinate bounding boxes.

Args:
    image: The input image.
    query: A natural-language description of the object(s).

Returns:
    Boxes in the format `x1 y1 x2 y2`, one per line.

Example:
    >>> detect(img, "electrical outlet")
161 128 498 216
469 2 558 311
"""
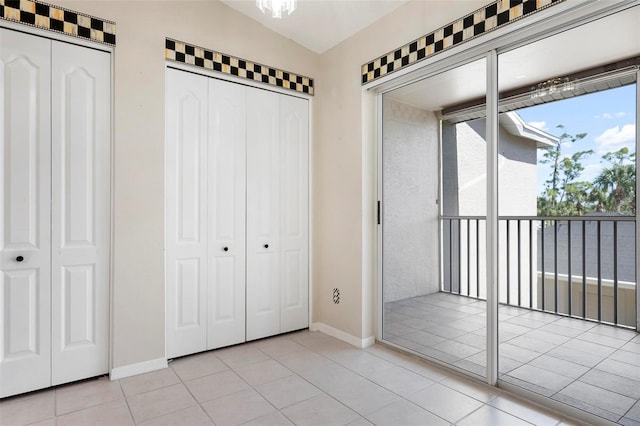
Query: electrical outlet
333 288 340 304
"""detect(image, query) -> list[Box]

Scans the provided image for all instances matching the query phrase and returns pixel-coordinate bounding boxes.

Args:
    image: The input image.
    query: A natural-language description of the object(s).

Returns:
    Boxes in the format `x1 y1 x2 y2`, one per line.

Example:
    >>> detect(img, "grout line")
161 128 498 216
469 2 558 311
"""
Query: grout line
54 386 58 422
288 332 458 423
384 293 640 422
116 379 136 425
35 325 632 425
171 361 218 425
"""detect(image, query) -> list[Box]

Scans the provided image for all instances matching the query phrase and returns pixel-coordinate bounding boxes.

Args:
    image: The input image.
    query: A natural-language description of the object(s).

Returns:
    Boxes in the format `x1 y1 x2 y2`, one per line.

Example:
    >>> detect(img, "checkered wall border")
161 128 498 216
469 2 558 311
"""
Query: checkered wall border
165 38 314 96
362 0 564 85
0 0 115 45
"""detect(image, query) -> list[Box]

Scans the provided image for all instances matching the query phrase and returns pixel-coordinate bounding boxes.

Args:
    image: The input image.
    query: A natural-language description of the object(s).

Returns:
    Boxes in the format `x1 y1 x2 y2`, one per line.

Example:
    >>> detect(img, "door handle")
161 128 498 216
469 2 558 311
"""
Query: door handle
223 247 229 252
264 244 269 249
16 256 24 262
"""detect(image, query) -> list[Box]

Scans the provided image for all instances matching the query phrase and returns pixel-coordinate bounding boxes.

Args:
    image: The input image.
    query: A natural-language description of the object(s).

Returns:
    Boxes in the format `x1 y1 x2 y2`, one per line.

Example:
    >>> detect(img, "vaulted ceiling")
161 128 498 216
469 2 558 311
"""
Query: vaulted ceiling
219 0 410 54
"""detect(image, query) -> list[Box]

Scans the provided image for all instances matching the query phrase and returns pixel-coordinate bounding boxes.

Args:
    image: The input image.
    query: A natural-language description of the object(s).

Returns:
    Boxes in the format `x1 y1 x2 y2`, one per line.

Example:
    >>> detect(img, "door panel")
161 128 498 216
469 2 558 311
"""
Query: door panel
4 271 39 355
176 259 202 327
279 96 309 332
61 265 95 348
207 79 246 349
51 41 110 385
0 29 52 398
165 69 208 358
61 68 95 246
246 89 281 341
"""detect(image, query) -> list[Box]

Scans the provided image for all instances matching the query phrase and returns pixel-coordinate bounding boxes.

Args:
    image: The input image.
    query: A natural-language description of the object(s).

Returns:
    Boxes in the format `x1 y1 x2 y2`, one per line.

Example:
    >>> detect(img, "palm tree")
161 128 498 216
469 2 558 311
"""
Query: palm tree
591 147 636 214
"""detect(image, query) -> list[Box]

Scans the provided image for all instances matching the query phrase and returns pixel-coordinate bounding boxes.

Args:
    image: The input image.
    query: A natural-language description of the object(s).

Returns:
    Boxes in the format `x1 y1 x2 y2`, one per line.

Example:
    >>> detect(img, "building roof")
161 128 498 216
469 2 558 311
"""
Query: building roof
500 111 558 148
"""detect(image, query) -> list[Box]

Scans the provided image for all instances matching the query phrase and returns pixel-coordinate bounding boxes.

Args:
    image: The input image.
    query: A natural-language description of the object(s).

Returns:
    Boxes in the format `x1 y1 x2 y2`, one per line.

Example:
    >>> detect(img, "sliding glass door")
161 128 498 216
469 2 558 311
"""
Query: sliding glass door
497 7 639 422
380 58 488 379
378 4 639 423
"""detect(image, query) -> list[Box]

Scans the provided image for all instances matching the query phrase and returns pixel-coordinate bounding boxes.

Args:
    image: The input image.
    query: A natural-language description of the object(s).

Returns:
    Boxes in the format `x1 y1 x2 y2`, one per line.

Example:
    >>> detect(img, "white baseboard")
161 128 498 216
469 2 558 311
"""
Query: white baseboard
361 335 376 348
110 357 168 380
310 322 375 349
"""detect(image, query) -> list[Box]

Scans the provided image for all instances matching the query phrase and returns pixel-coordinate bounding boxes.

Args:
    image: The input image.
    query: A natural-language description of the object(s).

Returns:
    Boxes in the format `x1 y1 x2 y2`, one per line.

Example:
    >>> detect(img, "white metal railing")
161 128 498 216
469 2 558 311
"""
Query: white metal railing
441 216 637 328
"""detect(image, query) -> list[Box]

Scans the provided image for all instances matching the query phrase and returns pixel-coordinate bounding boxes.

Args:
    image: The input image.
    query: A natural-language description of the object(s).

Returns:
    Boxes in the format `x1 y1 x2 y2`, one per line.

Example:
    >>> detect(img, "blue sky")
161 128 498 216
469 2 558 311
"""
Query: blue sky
516 84 637 195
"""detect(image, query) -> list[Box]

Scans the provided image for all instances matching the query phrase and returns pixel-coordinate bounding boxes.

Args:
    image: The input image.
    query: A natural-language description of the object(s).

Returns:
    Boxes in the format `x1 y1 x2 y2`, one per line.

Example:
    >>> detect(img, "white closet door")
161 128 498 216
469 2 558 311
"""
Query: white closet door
0 29 52 398
165 69 208 358
279 96 309 333
246 89 281 341
50 41 110 385
207 79 246 349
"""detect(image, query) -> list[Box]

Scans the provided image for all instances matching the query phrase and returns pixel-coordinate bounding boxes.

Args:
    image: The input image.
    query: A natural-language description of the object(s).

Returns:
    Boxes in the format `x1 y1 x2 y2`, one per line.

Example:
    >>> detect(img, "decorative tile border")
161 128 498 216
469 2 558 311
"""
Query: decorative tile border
0 0 115 45
165 38 314 96
362 0 564 85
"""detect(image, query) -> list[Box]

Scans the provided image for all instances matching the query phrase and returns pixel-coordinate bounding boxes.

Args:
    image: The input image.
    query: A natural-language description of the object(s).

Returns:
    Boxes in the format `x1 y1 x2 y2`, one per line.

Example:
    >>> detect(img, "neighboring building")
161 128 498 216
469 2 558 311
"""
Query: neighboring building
383 108 558 303
440 112 557 303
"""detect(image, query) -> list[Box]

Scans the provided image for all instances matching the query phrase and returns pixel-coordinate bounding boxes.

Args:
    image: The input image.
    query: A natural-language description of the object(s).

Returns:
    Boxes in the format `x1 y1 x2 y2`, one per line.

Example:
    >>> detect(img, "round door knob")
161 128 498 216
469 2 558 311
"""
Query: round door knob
223 247 229 252
16 256 24 262
264 244 269 249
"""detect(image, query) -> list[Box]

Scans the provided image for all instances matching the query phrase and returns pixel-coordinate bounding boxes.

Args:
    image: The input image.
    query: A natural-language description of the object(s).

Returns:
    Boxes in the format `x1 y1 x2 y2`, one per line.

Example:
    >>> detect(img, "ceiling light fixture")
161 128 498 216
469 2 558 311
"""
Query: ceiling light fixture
256 0 296 18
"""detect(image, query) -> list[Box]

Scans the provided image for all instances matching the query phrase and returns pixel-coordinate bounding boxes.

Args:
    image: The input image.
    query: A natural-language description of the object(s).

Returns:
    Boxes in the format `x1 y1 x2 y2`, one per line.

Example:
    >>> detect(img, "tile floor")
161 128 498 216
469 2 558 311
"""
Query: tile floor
384 292 640 425
1 330 582 426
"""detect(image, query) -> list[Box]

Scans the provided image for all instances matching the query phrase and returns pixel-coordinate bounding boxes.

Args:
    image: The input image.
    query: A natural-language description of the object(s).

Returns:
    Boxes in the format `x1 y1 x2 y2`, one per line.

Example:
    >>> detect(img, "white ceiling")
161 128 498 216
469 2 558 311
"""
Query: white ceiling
219 0 410 54
387 5 640 112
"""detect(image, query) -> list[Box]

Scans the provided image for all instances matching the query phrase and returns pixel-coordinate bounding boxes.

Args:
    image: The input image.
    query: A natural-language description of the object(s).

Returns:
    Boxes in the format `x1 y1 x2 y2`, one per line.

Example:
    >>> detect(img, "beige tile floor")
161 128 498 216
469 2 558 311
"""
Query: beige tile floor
0 330 582 426
384 292 640 425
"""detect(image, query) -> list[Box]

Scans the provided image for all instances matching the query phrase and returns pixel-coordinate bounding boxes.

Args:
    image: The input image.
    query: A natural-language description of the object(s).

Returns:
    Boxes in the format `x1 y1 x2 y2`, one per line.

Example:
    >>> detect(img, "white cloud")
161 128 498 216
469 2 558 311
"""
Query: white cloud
595 112 627 119
528 121 548 131
581 163 603 182
594 124 636 152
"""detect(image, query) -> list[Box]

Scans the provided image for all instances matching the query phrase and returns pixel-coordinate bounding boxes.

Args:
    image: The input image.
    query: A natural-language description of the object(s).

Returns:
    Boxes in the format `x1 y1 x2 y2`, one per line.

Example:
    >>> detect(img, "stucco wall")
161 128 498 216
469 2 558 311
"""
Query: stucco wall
442 118 538 304
443 118 537 216
382 99 439 303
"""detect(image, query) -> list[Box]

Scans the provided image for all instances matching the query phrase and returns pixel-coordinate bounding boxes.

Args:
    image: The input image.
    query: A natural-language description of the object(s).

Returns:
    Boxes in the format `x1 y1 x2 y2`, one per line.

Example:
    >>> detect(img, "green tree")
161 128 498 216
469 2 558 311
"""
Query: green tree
591 147 636 214
537 125 591 216
565 181 593 216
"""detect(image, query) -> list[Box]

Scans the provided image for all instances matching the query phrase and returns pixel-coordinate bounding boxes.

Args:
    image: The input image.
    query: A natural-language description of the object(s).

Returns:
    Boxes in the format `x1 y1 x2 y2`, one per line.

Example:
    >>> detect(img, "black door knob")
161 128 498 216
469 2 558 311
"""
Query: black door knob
264 244 269 249
223 247 229 252
16 256 24 262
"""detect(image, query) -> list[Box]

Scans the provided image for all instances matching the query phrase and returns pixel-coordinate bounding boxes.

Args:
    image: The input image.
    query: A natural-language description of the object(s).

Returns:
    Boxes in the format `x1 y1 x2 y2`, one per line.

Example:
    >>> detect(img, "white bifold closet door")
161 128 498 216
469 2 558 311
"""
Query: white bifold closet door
207 79 246 350
0 28 110 397
246 89 280 340
165 68 308 358
165 69 246 358
165 70 209 358
277 95 309 335
50 37 110 387
246 92 309 341
0 28 52 397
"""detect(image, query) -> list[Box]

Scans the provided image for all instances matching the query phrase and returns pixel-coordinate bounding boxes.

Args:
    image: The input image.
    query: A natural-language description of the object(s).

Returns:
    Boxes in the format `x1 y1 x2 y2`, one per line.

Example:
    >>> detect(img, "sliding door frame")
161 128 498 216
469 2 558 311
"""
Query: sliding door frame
372 0 639 422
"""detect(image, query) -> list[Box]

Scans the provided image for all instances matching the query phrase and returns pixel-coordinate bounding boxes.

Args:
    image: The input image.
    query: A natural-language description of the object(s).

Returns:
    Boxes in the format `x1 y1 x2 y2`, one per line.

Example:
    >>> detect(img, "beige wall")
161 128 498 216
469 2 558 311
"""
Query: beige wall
47 0 489 369
52 0 319 369
314 0 487 340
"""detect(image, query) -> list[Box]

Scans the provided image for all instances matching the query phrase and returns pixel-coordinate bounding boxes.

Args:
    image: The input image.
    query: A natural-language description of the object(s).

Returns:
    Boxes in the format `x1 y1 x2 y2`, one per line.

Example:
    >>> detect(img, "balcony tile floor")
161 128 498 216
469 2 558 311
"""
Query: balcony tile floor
1 330 581 426
384 292 640 425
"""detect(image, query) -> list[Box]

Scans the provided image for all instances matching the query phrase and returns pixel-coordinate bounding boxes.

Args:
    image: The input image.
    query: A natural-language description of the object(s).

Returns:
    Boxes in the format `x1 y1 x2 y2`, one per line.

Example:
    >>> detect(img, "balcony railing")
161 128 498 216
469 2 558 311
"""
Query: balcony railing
441 215 637 328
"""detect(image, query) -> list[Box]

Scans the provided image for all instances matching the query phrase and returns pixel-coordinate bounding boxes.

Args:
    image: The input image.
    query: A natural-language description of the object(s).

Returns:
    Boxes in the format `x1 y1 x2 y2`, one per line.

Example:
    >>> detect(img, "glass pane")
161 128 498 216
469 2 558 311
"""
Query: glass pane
382 58 487 378
497 6 639 421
